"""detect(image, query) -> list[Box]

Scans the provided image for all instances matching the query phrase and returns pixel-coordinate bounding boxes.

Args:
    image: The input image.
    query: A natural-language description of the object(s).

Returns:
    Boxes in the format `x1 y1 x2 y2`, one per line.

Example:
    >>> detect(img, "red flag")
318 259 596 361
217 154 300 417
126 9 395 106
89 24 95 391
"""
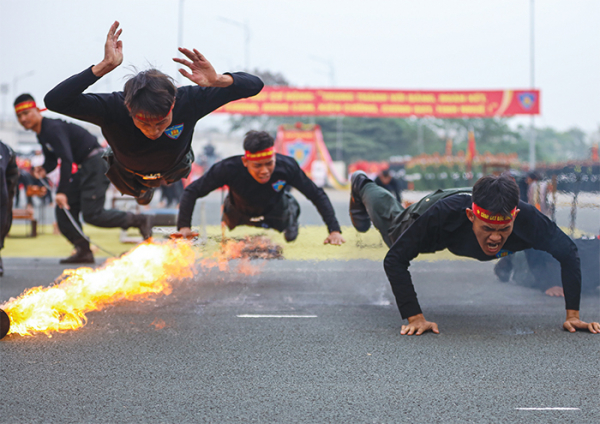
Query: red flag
466 130 476 169
445 138 453 156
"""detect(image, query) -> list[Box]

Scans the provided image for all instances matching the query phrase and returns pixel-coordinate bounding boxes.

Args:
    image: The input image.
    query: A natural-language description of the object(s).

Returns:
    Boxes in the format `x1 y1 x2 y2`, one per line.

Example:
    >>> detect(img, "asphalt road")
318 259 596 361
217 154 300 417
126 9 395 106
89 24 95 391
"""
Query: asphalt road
1 257 598 423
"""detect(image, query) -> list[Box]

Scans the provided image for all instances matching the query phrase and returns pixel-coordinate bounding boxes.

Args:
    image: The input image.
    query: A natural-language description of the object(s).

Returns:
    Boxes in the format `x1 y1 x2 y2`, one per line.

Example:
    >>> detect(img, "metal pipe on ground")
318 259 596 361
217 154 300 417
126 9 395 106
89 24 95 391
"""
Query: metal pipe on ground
0 309 10 339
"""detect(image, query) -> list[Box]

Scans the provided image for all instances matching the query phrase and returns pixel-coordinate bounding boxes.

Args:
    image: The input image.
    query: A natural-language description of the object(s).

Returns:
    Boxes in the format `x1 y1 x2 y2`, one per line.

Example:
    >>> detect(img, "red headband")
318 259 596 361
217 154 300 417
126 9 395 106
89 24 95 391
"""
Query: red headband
472 203 517 225
245 147 275 161
15 101 37 114
134 102 175 123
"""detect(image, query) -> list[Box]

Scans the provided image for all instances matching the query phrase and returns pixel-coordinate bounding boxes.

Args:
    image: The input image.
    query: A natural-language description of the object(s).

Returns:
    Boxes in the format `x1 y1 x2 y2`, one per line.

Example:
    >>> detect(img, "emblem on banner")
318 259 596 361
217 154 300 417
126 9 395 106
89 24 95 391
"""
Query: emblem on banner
286 140 313 168
517 93 537 110
272 180 287 192
164 123 184 140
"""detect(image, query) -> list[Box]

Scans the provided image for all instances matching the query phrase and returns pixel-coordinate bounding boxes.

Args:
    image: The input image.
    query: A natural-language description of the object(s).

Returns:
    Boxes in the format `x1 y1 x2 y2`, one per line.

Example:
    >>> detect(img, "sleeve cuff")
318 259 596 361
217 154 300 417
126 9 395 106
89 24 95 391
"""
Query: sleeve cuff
86 65 102 82
399 301 423 320
328 224 342 234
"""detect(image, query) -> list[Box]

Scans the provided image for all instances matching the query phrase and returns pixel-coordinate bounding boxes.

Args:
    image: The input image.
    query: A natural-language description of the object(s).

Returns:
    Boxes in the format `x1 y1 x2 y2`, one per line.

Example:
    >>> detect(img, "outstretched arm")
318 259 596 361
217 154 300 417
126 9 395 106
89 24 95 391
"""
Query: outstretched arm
177 162 230 230
91 21 124 77
519 203 600 331
288 161 342 236
383 203 447 334
44 21 123 125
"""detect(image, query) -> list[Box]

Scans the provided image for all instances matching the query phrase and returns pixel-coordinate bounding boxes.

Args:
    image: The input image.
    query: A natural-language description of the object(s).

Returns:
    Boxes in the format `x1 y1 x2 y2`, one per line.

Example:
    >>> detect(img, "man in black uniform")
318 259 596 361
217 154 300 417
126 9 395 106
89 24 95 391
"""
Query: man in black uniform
44 21 263 206
178 131 345 245
349 171 599 335
0 141 19 276
14 94 152 264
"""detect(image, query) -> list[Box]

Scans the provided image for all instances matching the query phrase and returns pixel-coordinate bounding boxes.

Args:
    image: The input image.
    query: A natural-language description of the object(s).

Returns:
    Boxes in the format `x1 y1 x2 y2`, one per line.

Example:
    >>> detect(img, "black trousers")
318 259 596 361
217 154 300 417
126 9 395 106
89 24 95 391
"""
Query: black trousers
358 181 405 247
0 153 18 250
103 148 193 198
0 178 15 251
222 193 300 233
56 153 131 250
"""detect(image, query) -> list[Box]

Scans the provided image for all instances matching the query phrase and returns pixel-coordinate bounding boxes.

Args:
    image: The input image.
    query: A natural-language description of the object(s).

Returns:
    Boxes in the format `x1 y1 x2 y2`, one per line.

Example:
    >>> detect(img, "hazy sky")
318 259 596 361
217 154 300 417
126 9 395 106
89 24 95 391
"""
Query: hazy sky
1 0 598 133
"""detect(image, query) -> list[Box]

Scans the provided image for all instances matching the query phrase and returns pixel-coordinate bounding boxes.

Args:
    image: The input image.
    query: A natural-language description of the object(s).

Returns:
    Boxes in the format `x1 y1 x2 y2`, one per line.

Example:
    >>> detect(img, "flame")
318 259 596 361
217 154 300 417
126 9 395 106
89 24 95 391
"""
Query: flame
1 240 196 337
200 235 281 275
150 318 167 330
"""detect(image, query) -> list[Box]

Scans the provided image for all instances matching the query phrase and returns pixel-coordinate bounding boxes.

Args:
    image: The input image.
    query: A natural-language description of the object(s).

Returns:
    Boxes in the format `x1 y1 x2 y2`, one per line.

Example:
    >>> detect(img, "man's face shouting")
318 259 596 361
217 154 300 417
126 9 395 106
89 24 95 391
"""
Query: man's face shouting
466 208 519 256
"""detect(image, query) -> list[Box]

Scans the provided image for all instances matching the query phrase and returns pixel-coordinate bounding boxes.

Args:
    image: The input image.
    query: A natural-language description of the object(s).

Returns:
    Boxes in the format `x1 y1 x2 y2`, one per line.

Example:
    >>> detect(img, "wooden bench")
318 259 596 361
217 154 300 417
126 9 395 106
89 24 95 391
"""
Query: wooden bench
11 208 37 237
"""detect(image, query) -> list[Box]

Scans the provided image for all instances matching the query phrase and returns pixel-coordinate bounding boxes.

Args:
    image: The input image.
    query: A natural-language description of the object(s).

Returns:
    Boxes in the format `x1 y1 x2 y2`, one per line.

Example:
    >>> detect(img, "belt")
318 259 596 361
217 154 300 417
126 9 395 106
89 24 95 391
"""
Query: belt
109 156 164 180
122 164 163 180
135 172 162 180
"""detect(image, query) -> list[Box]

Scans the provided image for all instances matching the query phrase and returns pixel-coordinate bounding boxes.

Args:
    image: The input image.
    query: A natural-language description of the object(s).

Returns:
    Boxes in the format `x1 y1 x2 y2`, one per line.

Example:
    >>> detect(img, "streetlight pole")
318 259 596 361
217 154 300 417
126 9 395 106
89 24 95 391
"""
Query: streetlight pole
310 55 343 161
176 0 185 84
218 17 250 71
310 55 335 87
529 0 536 170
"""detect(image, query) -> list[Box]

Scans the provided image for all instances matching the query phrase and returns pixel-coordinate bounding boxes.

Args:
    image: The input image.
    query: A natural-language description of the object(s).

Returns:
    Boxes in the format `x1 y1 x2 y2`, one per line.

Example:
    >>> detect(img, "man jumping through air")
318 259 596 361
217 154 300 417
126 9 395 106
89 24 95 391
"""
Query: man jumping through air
44 21 263 206
349 171 599 335
178 131 345 246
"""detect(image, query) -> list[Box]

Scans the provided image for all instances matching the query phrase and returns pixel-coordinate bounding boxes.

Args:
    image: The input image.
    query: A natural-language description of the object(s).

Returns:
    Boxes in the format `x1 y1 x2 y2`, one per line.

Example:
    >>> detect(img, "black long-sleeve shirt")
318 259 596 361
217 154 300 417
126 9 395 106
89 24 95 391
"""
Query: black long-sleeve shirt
37 117 100 193
383 193 581 319
178 153 341 233
44 67 263 175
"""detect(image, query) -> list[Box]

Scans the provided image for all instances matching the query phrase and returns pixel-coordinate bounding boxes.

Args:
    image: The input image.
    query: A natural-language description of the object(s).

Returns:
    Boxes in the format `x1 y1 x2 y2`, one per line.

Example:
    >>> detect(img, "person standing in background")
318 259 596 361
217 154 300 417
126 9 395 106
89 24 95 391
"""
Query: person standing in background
375 169 402 203
0 141 19 276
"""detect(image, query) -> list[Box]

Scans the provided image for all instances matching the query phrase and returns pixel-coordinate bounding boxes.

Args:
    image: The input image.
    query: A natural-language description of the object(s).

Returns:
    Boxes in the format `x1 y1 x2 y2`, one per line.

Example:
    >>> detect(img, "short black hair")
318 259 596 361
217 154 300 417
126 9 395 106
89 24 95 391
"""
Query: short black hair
472 173 520 215
123 69 176 117
14 93 35 106
381 169 391 178
243 130 274 153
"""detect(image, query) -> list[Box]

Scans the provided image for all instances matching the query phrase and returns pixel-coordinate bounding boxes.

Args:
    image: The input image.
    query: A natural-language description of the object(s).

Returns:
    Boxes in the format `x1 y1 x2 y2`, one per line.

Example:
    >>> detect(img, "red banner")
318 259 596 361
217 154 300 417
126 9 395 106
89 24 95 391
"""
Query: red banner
216 87 540 118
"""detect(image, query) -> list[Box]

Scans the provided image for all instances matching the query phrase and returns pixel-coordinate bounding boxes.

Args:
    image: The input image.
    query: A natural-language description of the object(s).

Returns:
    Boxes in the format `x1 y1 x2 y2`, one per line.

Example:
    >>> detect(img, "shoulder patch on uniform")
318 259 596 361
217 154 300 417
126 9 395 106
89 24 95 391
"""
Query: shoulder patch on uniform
272 180 287 192
496 249 514 259
164 123 184 140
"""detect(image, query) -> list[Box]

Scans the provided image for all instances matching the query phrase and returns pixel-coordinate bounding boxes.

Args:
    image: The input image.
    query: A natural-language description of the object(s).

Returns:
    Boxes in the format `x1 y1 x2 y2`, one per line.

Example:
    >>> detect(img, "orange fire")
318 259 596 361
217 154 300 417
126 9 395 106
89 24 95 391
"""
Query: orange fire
1 240 197 337
200 235 282 275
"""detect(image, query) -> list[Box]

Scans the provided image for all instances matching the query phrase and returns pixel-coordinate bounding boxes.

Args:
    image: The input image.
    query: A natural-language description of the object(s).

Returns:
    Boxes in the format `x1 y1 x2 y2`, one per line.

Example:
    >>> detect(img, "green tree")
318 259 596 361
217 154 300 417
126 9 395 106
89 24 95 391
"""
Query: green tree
316 117 444 163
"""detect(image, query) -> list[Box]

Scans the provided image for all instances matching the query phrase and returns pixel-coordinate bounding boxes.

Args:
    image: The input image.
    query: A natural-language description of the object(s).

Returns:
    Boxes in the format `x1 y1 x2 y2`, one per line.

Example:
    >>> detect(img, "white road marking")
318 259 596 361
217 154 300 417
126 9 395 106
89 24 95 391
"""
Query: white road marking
237 314 318 318
516 408 580 411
